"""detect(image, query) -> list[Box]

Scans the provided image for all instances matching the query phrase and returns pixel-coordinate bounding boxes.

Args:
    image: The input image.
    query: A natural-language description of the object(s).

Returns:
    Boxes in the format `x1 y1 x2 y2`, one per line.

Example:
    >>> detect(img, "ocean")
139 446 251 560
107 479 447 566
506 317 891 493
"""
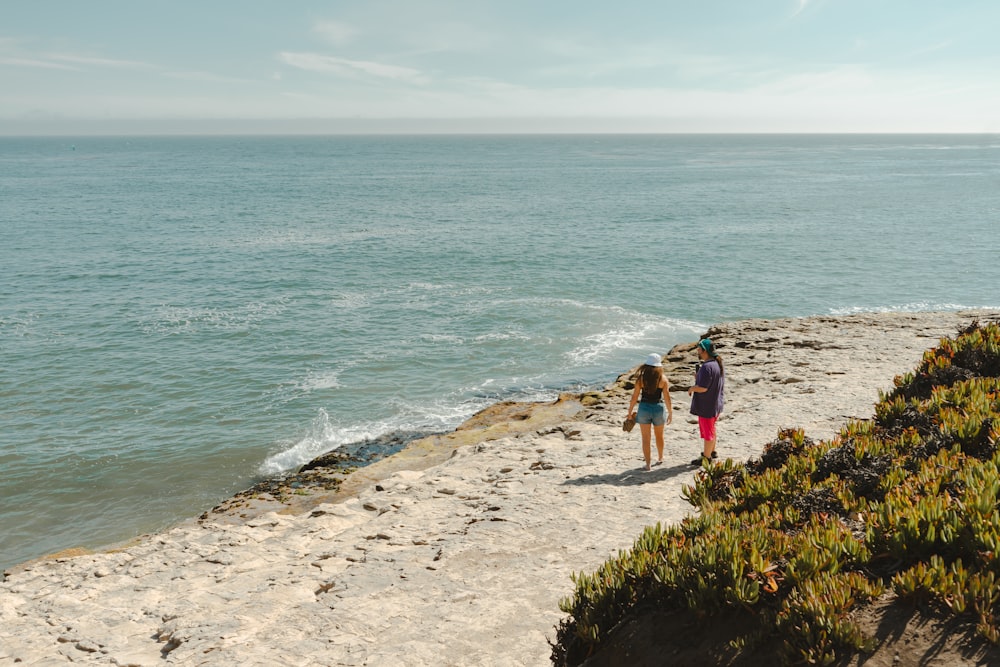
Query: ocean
2 134 998 572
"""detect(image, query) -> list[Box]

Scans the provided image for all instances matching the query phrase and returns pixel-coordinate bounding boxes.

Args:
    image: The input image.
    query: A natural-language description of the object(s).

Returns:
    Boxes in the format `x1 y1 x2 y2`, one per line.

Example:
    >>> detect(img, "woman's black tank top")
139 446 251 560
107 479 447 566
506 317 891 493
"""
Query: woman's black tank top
640 385 662 403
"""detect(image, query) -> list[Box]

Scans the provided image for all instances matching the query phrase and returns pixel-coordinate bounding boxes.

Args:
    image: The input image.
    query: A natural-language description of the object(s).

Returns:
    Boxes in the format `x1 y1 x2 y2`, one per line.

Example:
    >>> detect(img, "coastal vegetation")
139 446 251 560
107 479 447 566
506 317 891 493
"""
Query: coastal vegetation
553 321 1000 665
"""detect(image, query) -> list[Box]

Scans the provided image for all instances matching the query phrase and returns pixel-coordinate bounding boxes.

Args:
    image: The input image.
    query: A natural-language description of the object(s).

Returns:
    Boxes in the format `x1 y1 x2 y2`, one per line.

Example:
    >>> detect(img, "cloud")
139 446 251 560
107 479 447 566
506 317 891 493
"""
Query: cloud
162 70 255 84
0 48 153 71
791 0 829 18
906 41 952 58
313 20 358 45
48 53 152 69
0 56 79 70
752 65 875 95
278 51 428 83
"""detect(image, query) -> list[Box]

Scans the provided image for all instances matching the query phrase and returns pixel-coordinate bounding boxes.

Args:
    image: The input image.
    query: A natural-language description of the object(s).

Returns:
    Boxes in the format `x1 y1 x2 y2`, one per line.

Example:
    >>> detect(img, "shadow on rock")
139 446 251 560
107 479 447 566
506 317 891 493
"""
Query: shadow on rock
562 463 691 487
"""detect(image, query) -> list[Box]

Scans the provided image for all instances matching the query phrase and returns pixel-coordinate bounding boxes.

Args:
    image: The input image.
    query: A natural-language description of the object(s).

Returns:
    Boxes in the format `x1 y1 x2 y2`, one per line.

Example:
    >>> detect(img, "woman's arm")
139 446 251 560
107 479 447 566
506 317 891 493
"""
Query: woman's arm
628 380 641 416
662 378 673 423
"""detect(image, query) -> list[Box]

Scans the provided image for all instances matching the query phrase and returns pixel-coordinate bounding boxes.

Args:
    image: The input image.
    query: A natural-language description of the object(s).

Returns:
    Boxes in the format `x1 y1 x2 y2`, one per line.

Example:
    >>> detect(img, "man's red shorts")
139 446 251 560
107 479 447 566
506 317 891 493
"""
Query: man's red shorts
698 416 717 441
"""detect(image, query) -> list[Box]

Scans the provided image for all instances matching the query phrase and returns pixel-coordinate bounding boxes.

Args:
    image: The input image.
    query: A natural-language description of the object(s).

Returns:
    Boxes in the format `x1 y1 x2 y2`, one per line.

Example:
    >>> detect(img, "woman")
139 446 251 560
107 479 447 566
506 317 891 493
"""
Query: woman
687 338 725 466
626 353 673 470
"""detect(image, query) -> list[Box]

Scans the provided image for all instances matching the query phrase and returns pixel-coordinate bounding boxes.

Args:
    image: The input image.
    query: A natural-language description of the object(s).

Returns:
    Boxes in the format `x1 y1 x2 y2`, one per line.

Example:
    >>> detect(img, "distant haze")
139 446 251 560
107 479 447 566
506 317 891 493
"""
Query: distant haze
2 1 999 135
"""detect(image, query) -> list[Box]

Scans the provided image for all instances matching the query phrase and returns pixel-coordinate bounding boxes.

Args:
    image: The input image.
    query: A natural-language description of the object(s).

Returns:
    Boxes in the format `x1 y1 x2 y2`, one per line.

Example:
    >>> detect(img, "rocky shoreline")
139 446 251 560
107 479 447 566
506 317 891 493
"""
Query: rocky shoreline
2 310 997 665
204 322 703 524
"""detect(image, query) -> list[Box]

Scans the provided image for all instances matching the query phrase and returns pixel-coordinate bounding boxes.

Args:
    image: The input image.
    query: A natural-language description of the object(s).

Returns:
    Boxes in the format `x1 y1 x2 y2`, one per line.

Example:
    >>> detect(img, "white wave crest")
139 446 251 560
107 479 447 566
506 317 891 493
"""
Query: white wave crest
328 292 369 310
258 409 368 476
827 302 995 316
142 298 289 334
420 333 465 344
473 331 532 343
566 313 706 364
297 371 341 391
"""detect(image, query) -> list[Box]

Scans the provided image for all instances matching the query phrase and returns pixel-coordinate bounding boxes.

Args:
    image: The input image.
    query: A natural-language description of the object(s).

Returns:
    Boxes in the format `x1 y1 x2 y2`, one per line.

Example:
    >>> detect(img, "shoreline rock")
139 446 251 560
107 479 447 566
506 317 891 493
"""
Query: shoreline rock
203 392 590 523
2 310 998 665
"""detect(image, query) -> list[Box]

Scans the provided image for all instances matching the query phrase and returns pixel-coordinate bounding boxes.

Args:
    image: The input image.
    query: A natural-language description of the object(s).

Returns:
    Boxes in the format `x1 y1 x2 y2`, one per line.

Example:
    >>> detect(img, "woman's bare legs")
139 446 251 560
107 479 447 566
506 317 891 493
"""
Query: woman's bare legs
653 424 665 463
639 423 652 470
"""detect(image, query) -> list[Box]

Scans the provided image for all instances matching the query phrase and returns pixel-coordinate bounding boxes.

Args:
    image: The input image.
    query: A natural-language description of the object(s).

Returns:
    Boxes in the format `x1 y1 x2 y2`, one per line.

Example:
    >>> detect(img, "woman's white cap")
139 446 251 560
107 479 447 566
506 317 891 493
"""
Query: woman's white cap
644 353 662 367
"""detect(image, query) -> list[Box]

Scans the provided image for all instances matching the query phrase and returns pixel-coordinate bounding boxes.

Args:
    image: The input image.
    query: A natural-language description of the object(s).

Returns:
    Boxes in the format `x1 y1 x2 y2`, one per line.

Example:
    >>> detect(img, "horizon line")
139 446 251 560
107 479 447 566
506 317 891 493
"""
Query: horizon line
2 117 997 137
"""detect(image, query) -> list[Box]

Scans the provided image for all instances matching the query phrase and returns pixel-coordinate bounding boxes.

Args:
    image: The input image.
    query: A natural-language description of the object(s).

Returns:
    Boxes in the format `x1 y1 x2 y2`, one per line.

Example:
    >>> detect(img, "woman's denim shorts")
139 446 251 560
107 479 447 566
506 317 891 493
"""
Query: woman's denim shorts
636 402 666 426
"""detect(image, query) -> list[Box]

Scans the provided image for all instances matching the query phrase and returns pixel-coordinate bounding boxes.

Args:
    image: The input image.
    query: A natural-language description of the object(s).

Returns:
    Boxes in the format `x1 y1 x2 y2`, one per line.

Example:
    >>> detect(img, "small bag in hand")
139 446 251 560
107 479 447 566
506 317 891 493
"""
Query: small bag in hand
622 414 637 432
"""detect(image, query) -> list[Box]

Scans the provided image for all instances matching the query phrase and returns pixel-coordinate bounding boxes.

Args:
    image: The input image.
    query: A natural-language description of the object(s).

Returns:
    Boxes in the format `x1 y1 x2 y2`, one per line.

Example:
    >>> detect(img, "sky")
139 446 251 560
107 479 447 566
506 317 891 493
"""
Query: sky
2 0 999 134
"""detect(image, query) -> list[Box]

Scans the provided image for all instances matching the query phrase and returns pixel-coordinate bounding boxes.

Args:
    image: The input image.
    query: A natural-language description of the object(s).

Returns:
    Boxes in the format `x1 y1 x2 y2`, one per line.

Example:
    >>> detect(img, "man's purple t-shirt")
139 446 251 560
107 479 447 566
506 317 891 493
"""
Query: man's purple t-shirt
690 360 724 418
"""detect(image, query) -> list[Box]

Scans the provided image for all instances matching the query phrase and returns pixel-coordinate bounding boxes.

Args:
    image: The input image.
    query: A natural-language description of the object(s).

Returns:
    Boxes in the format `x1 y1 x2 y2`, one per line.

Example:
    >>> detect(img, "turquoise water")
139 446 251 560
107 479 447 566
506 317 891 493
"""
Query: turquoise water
2 134 998 571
